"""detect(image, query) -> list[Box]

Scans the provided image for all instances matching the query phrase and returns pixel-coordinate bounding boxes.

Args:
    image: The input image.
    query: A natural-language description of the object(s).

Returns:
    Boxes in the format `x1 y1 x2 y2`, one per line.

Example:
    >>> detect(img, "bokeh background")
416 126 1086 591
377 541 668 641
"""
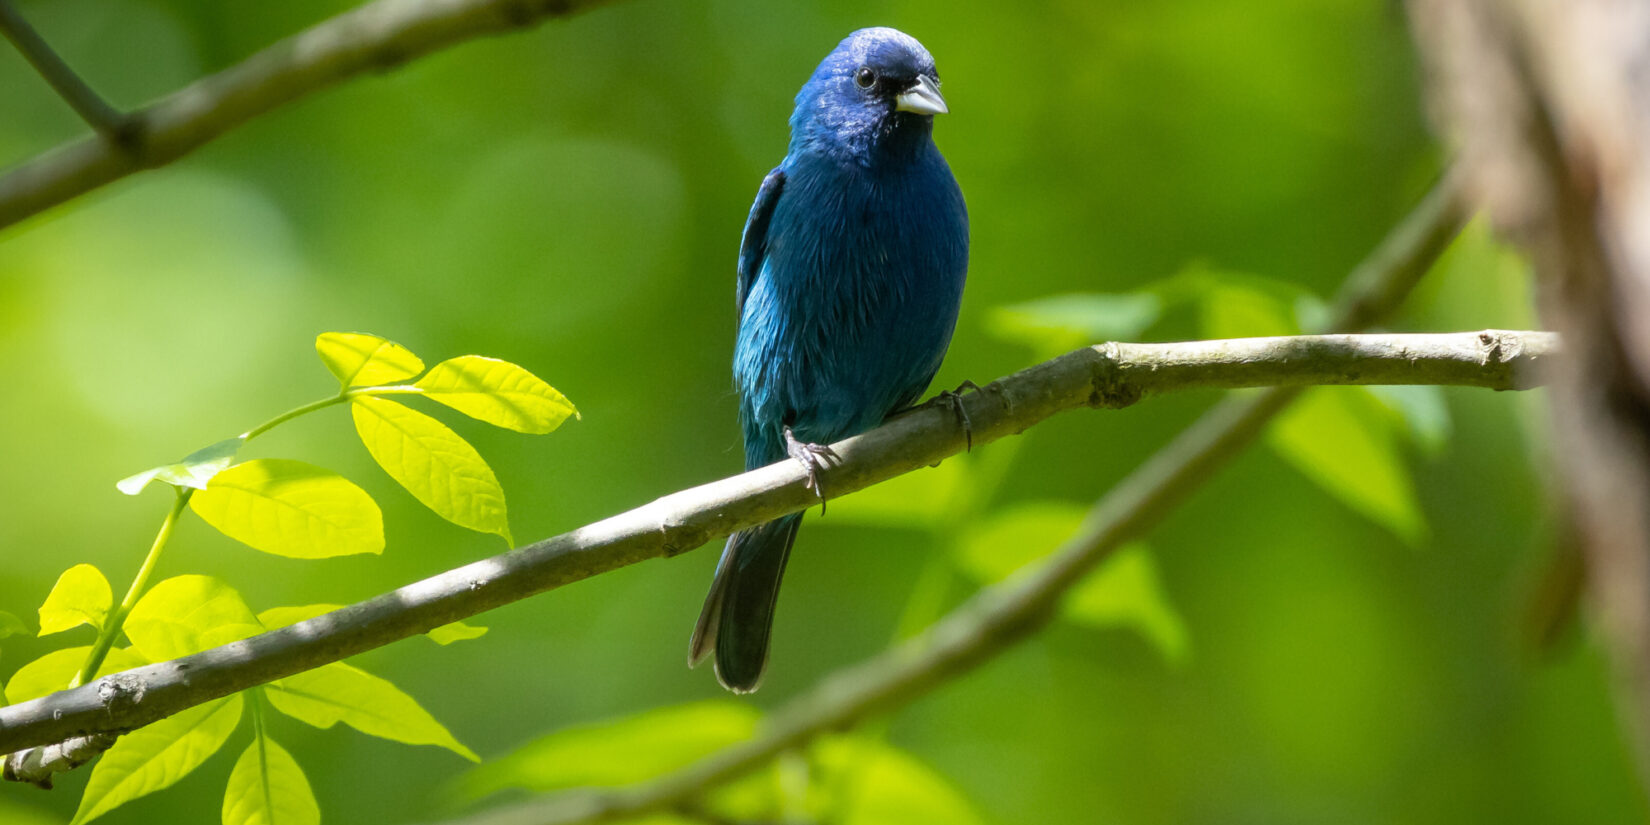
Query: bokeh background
1 0 1641 823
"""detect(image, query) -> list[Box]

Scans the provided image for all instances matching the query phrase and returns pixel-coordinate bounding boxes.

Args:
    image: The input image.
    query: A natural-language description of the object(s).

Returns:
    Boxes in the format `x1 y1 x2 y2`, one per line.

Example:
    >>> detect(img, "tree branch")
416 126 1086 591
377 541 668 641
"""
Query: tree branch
0 0 130 140
0 0 617 231
421 176 1474 825
0 326 1550 755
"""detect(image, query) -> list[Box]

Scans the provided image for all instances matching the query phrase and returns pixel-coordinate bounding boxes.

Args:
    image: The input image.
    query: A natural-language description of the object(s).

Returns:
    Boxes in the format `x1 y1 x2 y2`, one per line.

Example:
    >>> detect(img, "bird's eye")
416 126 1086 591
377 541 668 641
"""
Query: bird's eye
854 67 876 89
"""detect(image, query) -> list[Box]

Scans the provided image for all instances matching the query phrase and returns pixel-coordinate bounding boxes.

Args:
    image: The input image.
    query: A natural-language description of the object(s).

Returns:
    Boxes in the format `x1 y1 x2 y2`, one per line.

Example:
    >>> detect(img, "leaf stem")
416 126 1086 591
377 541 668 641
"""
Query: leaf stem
77 488 191 685
240 396 346 441
238 385 422 442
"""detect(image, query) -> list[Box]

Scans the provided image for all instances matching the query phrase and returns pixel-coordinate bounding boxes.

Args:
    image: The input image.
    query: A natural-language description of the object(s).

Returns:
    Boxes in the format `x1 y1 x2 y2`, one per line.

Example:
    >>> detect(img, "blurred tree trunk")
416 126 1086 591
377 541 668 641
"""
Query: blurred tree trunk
1408 0 1650 795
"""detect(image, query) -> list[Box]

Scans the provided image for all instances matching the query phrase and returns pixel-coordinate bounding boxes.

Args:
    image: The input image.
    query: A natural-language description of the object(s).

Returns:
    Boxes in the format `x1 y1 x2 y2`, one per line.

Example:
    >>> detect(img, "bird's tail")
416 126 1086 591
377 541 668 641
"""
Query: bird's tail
688 514 803 693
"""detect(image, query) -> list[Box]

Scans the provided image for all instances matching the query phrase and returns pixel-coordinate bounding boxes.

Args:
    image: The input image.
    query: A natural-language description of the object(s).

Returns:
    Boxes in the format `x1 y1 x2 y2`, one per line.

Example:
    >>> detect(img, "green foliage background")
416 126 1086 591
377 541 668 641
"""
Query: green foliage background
0 0 1640 822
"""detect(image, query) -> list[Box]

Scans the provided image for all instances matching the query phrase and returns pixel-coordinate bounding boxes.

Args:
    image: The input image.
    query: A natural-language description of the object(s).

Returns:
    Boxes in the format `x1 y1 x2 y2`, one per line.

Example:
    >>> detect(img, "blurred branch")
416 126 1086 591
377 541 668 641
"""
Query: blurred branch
0 0 130 141
423 176 1471 825
0 0 618 232
1409 0 1650 797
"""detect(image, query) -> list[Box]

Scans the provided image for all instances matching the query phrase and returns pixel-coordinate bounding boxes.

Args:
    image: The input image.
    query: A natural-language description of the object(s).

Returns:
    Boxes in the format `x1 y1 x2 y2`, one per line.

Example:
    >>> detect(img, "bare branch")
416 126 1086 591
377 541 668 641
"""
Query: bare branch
0 0 129 140
422 176 1472 825
0 181 1487 762
0 0 618 231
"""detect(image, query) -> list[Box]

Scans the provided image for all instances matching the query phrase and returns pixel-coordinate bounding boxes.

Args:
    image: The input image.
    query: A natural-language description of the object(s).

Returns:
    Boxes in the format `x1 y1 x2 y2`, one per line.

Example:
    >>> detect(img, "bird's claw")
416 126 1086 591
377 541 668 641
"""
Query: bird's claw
930 380 982 451
783 426 840 513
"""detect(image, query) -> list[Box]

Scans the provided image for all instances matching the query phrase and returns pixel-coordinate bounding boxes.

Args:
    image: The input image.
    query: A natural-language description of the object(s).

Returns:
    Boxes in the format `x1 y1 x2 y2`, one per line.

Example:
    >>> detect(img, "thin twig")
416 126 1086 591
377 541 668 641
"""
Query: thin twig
421 175 1469 825
0 0 619 231
0 0 129 141
0 321 1540 757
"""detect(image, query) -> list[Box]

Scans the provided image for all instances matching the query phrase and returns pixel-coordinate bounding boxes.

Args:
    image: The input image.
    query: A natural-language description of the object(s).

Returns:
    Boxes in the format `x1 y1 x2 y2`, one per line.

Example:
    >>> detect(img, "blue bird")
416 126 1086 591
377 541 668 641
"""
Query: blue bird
689 28 969 692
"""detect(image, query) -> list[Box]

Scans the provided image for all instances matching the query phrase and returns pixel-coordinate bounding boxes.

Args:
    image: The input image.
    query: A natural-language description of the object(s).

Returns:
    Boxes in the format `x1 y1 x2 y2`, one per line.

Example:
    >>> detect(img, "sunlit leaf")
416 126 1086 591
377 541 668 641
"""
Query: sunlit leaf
1268 387 1427 545
4 646 147 704
829 456 969 530
316 332 424 388
124 575 263 661
351 396 512 543
38 563 113 635
265 662 478 761
455 701 760 800
955 502 1190 663
71 694 243 825
413 355 578 434
222 734 320 825
117 436 246 495
426 620 488 645
986 292 1162 356
189 459 384 558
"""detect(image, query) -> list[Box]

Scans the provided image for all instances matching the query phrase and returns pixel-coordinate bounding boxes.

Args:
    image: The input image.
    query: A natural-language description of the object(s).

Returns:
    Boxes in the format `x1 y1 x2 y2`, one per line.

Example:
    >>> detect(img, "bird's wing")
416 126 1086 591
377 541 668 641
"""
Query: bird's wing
736 168 786 316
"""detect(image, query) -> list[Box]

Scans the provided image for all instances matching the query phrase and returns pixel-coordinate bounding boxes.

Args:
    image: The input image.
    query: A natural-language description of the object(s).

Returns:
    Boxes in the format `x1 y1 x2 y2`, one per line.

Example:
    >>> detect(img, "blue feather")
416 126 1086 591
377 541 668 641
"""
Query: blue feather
691 28 969 692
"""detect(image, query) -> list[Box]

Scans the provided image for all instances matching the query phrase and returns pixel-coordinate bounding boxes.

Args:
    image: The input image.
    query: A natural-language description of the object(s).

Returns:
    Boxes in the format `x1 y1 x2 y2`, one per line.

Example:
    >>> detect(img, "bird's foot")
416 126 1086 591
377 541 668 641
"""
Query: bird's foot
783 426 840 514
928 380 983 451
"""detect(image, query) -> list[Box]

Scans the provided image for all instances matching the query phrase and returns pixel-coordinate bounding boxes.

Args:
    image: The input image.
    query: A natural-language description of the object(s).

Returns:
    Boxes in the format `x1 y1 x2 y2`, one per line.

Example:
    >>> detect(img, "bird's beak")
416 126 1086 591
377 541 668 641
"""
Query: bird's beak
895 75 948 116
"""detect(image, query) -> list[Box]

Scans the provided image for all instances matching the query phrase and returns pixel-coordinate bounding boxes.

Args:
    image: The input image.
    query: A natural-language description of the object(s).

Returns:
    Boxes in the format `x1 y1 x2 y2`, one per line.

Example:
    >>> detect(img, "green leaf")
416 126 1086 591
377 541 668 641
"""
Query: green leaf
4 646 147 704
71 694 243 825
0 609 31 639
37 563 113 635
829 456 969 531
316 332 424 388
413 355 578 434
351 396 512 543
426 620 488 645
189 459 384 558
1367 384 1453 457
117 436 246 495
124 575 264 661
222 734 320 825
265 662 478 761
455 701 760 800
811 736 987 825
986 292 1162 357
955 502 1190 664
1268 387 1427 544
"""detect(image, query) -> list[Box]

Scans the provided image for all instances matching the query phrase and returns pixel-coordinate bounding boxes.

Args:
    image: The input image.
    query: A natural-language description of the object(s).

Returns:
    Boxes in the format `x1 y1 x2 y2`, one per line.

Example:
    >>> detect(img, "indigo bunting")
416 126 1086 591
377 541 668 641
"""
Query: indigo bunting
689 28 969 692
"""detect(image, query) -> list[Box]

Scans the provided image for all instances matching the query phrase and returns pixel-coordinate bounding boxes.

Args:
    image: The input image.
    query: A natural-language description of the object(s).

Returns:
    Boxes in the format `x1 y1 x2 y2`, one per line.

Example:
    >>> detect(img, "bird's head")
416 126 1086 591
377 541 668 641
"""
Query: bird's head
791 28 948 158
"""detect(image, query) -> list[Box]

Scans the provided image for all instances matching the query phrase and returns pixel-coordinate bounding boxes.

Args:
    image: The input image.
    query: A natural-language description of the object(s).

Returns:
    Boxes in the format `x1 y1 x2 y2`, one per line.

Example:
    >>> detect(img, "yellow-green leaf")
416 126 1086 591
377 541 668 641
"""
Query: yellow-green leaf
316 332 424 388
117 436 246 495
38 563 113 635
71 694 243 825
955 502 1190 664
456 701 760 799
266 662 478 761
811 736 987 825
4 646 147 704
124 575 264 661
189 459 384 558
986 292 1162 358
223 734 320 825
426 620 488 645
1268 387 1427 545
351 396 512 543
413 355 577 434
